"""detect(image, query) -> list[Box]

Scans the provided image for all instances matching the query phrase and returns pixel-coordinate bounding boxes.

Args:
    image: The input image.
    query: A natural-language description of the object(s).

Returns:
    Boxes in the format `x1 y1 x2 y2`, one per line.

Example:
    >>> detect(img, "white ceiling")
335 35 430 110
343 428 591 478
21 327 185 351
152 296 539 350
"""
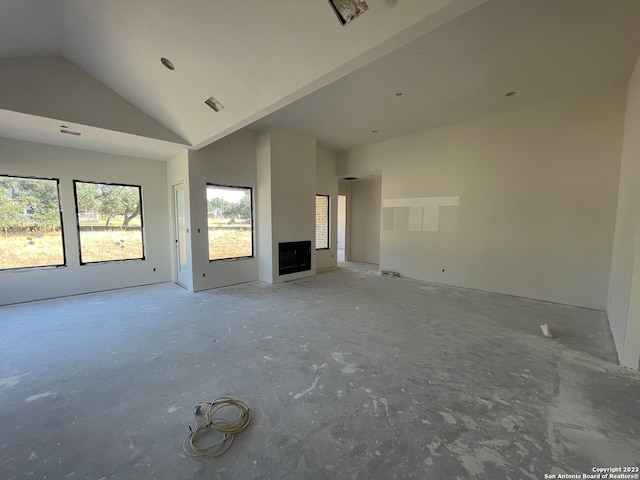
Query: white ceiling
251 0 640 149
0 109 187 161
0 0 62 58
1 0 640 159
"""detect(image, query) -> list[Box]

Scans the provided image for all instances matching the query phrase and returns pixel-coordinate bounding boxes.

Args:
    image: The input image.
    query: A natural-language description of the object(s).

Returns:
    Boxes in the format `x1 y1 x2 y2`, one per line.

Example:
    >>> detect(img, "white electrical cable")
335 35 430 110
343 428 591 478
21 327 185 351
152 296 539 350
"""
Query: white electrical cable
183 397 252 458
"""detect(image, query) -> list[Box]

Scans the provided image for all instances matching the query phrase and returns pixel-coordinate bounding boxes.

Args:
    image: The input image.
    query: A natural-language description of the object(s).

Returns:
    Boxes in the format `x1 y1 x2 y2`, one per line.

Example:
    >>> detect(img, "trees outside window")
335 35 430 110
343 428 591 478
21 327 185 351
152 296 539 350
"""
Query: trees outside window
206 185 253 261
0 175 65 270
74 181 144 264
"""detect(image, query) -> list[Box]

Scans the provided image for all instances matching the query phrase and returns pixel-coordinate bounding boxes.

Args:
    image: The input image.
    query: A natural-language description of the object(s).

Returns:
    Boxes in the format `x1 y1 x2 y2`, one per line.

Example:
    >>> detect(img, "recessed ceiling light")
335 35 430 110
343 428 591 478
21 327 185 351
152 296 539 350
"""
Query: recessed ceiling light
505 91 516 97
371 130 379 134
205 96 224 112
161 57 175 71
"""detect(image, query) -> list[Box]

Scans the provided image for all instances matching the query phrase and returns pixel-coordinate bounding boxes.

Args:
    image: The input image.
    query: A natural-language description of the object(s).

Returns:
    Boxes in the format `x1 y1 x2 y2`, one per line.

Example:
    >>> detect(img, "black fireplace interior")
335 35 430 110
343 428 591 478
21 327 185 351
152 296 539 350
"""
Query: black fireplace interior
279 241 311 276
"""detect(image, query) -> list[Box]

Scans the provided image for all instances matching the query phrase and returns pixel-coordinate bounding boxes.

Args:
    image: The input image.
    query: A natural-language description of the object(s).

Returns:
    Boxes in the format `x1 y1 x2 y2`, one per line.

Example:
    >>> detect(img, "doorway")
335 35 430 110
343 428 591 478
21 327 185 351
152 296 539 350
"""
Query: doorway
337 195 347 262
172 184 189 287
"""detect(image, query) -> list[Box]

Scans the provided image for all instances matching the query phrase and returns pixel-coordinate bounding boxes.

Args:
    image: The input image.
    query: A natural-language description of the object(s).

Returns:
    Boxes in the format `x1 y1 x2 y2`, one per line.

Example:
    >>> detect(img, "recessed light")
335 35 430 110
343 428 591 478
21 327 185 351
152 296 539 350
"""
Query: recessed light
505 91 516 97
205 96 224 112
161 57 175 71
371 130 379 134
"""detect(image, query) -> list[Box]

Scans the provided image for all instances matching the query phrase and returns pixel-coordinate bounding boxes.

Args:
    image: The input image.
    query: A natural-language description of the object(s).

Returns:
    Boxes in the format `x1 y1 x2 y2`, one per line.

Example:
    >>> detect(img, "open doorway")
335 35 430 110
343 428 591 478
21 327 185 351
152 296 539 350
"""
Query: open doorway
337 195 347 262
172 183 189 288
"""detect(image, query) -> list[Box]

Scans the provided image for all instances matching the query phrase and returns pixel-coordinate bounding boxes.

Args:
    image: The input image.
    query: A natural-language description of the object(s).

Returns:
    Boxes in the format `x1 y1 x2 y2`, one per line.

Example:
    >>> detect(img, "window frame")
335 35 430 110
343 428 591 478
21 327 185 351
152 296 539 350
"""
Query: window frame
73 179 146 265
206 183 254 262
315 194 330 251
0 174 66 271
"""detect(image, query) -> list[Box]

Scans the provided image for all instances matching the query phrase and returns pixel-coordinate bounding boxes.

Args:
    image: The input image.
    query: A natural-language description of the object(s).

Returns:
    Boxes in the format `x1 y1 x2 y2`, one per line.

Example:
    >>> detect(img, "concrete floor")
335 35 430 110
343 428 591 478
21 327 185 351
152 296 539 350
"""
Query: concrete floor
1 263 639 479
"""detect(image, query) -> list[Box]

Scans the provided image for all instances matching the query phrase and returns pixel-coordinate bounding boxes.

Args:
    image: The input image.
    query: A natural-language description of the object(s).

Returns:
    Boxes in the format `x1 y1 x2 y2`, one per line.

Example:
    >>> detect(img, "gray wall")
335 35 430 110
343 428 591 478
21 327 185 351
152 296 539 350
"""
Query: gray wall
257 127 317 283
316 145 338 269
339 86 626 309
608 56 640 369
188 129 259 291
0 138 171 305
349 177 382 265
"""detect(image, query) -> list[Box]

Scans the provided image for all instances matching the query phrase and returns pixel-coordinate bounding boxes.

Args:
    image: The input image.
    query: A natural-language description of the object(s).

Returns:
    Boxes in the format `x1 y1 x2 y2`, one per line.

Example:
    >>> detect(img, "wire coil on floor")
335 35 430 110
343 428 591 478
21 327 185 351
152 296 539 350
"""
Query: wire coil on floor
183 397 252 458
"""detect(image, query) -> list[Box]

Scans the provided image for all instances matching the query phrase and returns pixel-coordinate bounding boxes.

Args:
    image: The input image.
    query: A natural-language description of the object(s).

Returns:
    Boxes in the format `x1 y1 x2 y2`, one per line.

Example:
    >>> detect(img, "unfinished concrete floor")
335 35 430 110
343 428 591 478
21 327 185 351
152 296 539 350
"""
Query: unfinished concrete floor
1 263 639 479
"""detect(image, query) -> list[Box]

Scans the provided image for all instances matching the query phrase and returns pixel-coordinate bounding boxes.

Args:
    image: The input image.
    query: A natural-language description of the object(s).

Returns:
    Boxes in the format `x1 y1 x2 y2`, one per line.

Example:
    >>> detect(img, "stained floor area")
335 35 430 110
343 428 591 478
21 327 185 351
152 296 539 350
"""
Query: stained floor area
1 263 639 479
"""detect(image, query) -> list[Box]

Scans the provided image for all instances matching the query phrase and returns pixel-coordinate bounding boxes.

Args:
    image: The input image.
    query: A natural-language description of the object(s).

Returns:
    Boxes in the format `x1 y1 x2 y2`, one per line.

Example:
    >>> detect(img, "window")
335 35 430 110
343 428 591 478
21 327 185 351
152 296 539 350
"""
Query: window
207 184 253 261
316 195 330 250
0 175 65 270
73 181 145 264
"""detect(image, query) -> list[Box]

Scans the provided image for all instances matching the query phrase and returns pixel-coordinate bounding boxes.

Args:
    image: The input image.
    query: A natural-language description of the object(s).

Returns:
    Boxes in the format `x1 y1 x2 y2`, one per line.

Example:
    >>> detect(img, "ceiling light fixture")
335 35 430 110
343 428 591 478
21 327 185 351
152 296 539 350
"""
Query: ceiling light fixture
205 96 224 112
329 0 369 25
161 57 175 71
505 91 516 97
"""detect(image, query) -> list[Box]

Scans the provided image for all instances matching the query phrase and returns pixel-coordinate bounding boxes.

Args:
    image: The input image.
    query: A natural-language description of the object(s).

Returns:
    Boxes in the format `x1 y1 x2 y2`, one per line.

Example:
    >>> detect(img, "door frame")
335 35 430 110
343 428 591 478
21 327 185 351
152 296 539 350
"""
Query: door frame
172 183 189 288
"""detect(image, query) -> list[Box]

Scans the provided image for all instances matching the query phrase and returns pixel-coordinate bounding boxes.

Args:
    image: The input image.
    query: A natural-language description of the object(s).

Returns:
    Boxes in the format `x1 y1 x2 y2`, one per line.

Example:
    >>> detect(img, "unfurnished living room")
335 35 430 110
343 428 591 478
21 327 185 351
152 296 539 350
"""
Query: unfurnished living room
1 1 640 479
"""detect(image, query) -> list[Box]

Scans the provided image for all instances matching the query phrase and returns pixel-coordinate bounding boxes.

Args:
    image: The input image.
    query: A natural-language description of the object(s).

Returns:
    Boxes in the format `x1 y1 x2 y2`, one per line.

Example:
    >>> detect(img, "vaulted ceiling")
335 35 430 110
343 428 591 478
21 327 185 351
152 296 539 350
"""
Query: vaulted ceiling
1 0 640 160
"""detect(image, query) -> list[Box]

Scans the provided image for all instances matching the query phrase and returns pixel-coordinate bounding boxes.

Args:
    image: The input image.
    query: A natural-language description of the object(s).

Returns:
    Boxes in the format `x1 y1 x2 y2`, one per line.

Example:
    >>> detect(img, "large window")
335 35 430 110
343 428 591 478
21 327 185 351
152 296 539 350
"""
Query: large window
74 181 144 264
207 184 253 261
0 175 65 270
316 195 330 250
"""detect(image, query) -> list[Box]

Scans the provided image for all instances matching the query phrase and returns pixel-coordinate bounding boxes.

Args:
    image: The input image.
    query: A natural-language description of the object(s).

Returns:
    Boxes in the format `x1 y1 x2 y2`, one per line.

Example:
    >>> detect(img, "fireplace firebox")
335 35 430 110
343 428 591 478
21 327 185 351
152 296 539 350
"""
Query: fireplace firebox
279 241 311 276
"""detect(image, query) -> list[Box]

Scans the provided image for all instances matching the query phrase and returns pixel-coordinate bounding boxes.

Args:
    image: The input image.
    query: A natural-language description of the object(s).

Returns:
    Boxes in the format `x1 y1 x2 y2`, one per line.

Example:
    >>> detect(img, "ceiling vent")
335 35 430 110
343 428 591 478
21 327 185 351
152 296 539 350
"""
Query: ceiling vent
343 176 358 181
329 0 369 25
205 97 224 112
60 129 81 136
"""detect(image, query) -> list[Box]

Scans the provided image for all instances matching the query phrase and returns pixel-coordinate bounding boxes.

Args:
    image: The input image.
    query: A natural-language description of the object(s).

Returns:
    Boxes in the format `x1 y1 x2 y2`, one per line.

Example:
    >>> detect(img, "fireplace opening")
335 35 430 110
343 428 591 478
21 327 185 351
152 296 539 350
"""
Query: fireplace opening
279 241 311 276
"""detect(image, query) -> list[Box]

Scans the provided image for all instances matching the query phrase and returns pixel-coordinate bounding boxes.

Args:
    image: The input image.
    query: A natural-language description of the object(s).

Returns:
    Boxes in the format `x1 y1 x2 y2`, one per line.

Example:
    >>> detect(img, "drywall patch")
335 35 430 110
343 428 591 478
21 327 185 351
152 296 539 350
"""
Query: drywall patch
383 196 460 232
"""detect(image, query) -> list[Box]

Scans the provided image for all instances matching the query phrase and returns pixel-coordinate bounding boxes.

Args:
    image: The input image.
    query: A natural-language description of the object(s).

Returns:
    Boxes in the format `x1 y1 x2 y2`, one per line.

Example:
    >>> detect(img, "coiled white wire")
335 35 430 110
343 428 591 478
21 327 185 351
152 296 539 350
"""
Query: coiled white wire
183 397 252 457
